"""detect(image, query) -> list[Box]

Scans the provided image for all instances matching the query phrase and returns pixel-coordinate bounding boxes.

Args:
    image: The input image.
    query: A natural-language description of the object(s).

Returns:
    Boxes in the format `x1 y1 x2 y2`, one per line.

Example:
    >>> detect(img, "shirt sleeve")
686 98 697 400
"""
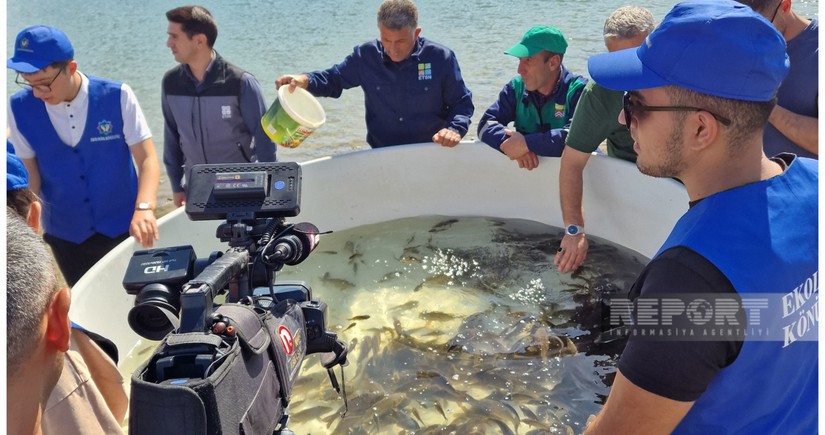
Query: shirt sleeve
239 72 276 162
307 45 364 98
617 246 744 402
161 86 185 193
7 101 36 158
565 81 624 154
119 83 152 146
477 81 517 152
440 51 473 137
524 128 567 157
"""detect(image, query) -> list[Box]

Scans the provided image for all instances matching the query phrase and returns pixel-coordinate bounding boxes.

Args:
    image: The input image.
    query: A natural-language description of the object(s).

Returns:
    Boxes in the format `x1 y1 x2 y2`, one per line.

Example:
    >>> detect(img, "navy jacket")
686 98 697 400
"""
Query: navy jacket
478 66 586 157
306 37 474 148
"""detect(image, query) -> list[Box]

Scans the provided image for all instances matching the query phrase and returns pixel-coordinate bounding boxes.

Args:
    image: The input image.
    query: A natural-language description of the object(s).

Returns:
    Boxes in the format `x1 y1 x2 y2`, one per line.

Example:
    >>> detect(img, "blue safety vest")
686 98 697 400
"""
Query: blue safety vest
656 157 818 434
10 77 137 243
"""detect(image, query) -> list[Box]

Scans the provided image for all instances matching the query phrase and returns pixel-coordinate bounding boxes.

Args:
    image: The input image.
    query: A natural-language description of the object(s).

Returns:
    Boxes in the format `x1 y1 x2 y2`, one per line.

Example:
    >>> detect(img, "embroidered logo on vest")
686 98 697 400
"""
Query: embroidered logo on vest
418 63 432 80
221 105 232 119
91 119 122 142
97 120 113 135
554 103 565 118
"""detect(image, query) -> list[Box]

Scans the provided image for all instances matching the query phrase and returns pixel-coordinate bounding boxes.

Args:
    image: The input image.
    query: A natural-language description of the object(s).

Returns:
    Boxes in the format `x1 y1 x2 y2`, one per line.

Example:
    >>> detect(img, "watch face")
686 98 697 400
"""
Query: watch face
566 225 579 236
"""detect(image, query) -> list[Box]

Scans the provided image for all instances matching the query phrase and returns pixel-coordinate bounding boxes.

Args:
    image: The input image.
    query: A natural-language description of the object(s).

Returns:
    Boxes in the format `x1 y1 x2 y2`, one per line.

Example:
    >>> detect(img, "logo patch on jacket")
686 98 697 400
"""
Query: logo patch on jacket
554 103 565 118
418 63 432 80
221 105 232 119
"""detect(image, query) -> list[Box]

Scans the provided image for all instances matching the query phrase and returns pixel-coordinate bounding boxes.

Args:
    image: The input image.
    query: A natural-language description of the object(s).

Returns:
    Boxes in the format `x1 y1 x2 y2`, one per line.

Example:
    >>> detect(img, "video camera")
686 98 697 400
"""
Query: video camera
122 162 347 435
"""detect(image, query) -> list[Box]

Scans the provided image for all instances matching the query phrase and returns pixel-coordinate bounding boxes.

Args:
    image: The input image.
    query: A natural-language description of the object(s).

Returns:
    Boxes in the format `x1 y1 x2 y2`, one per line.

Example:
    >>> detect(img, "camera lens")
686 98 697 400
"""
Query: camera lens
128 283 181 341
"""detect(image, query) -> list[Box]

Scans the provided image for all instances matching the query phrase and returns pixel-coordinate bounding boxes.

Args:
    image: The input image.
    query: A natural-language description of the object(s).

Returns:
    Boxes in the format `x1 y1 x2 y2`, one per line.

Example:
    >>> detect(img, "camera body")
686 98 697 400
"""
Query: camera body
123 163 347 435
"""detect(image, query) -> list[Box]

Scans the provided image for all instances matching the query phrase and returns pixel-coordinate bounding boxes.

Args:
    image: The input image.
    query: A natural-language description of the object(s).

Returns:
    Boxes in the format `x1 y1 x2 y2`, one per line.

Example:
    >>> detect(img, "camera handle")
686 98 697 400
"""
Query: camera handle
179 248 250 334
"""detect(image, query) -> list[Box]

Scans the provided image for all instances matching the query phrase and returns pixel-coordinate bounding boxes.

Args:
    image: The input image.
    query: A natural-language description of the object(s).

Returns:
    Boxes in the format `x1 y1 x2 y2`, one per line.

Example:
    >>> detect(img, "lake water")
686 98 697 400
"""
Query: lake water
119 215 648 433
7 0 818 204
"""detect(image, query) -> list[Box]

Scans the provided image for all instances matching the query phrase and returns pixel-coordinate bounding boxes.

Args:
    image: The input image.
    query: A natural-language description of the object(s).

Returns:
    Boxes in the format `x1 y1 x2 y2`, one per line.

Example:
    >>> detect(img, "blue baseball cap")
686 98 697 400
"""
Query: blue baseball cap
7 25 75 74
587 0 788 102
7 151 30 191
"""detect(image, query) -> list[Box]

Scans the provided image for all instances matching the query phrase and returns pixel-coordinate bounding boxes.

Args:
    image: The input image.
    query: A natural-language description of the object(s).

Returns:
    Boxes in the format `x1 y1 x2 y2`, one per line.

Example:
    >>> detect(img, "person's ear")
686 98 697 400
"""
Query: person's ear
414 27 422 39
66 60 78 75
690 111 721 152
547 54 561 70
44 287 71 353
26 200 41 232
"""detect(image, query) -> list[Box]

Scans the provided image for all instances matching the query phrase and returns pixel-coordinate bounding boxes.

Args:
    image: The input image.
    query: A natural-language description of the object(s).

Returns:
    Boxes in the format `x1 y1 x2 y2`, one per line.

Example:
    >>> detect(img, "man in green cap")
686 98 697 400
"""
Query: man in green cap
478 26 588 170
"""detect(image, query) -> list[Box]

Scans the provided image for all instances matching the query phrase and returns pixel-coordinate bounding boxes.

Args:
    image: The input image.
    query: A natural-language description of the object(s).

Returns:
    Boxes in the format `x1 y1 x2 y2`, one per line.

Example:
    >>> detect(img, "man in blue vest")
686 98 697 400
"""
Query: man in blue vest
478 26 588 170
583 1 817 433
8 25 161 286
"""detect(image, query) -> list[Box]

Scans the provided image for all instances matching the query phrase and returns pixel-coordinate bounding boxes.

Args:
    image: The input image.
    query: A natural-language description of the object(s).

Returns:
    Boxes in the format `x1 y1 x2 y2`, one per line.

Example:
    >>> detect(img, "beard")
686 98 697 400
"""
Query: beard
636 121 687 178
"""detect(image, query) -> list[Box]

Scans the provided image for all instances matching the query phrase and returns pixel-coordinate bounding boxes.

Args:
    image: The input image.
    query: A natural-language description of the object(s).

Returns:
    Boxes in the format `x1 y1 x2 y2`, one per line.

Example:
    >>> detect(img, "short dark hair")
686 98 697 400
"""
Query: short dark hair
377 0 418 30
542 51 563 63
734 0 780 14
48 60 71 71
166 5 218 47
7 208 59 376
667 86 775 154
7 188 39 219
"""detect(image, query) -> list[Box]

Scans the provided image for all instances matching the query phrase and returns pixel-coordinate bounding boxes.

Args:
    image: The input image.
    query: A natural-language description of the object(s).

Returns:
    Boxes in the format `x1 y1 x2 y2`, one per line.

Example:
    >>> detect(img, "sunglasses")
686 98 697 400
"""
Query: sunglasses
622 92 732 127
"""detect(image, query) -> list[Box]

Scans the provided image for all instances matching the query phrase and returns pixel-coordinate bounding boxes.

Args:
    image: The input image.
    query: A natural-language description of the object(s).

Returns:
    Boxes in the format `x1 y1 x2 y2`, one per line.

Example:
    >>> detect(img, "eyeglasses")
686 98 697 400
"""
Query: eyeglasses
622 92 732 128
15 66 65 93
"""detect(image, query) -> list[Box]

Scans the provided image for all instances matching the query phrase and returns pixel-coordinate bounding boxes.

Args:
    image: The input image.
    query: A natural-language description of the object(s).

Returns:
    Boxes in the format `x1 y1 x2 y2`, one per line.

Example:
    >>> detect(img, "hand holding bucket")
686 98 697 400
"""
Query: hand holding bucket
261 86 326 148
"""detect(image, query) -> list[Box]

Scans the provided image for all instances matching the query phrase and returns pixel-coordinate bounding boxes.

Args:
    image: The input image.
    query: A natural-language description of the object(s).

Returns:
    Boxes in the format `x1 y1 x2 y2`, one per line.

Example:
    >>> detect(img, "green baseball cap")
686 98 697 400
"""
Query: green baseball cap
505 26 568 58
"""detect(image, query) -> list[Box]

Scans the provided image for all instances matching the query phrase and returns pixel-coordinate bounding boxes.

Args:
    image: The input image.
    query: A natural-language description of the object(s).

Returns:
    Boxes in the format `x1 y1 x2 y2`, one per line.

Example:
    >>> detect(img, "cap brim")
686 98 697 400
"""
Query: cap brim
7 59 44 74
504 44 534 58
587 46 668 92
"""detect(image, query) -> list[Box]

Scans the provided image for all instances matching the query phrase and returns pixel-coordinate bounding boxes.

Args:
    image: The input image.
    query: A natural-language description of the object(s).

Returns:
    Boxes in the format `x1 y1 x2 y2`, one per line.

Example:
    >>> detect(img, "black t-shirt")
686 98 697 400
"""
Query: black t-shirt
616 155 794 402
616 246 745 402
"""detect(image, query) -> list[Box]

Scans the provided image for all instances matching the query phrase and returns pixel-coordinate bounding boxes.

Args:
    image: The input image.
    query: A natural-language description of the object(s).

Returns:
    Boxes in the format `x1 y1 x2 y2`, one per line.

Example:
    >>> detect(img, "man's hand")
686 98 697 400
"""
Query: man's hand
554 233 588 273
275 74 309 93
173 192 186 208
130 210 158 248
501 129 538 169
432 128 461 147
515 152 539 170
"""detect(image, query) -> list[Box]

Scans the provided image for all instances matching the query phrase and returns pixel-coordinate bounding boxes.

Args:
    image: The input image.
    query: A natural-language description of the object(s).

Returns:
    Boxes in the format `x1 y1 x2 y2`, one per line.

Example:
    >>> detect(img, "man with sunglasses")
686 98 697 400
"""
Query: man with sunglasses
583 1 817 433
7 25 161 286
736 0 818 159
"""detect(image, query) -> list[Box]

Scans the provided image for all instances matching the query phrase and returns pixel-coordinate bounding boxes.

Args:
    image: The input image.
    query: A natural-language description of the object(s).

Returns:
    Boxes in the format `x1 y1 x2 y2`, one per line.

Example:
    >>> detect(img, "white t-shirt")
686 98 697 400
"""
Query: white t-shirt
8 72 152 158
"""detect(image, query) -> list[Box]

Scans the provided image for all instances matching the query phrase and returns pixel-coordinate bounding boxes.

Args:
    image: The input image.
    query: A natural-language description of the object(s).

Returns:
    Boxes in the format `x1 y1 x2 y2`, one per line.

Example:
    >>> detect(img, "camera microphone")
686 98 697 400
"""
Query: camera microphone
268 222 320 266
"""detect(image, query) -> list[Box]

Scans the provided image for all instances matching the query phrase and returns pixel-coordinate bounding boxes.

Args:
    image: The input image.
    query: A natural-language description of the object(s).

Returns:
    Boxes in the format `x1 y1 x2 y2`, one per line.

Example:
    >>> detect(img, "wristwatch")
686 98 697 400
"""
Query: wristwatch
136 202 154 211
565 224 584 236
